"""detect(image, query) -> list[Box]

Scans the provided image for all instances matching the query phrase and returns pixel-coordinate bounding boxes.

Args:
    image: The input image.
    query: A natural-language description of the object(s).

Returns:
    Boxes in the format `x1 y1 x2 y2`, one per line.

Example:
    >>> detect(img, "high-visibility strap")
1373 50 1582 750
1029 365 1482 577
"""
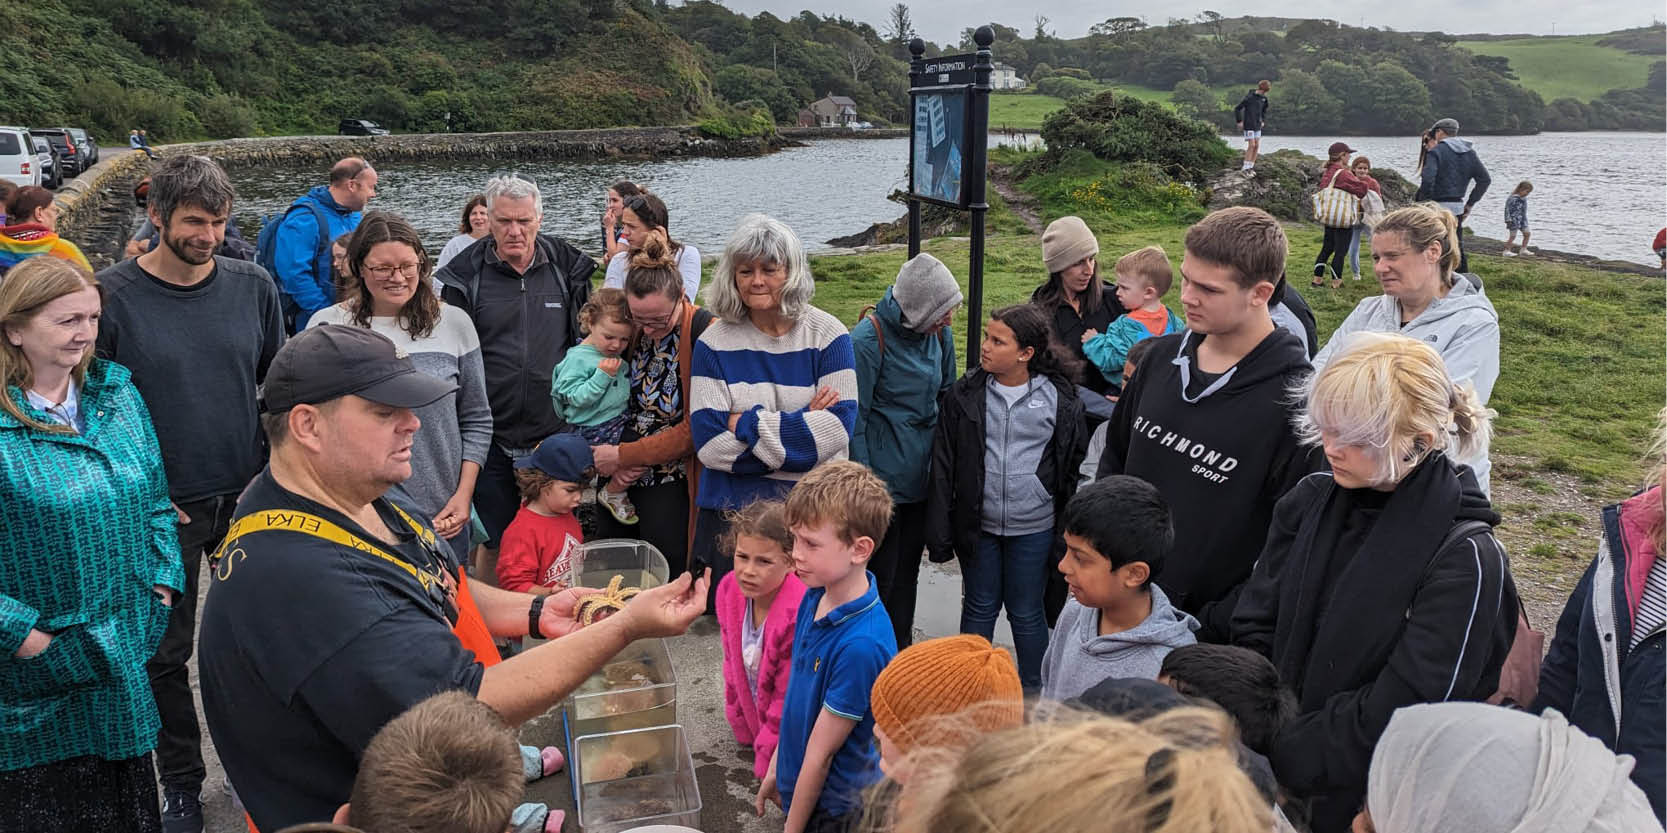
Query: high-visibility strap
210 506 443 594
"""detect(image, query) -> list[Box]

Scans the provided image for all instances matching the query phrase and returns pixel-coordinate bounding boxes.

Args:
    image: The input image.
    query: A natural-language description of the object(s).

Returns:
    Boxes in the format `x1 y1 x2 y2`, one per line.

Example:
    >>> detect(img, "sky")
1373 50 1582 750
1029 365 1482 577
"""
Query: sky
718 0 1658 47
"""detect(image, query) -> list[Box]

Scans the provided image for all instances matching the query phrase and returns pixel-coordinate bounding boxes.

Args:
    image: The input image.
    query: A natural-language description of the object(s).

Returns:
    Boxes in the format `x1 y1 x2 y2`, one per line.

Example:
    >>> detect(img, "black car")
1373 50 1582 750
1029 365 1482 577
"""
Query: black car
31 128 83 176
65 127 98 165
338 119 389 136
30 134 61 189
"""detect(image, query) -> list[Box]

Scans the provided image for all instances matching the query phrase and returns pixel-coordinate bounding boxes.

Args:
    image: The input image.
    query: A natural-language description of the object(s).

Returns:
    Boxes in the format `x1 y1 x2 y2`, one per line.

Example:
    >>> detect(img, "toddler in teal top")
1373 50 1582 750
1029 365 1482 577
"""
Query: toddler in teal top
551 287 638 523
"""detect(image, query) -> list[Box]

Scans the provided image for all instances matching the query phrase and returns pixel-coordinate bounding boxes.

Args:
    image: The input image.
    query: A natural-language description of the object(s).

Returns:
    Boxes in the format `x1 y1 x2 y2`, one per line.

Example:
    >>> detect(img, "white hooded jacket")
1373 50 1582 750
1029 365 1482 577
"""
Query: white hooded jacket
1312 273 1500 494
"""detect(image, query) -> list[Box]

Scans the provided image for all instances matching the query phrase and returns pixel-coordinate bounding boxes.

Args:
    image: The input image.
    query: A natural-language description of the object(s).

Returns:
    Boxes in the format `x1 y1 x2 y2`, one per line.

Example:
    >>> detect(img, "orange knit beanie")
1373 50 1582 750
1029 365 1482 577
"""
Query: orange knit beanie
870 634 1024 756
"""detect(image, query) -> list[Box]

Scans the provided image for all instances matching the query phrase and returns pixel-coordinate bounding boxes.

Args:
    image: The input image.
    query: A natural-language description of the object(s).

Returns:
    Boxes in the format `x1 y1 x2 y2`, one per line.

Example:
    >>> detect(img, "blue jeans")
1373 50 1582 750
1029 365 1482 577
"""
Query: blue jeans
961 529 1054 688
1347 224 1367 278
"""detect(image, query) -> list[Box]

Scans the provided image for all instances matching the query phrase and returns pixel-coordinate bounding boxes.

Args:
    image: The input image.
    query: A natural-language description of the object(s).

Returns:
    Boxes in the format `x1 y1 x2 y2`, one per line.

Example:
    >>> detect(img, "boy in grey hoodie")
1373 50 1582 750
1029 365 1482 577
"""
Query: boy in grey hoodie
1040 475 1198 702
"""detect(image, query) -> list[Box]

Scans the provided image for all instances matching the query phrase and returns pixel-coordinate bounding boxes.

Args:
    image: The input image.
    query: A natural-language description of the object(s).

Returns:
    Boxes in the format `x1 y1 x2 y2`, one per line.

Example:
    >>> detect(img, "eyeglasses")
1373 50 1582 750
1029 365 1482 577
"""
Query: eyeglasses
363 263 421 280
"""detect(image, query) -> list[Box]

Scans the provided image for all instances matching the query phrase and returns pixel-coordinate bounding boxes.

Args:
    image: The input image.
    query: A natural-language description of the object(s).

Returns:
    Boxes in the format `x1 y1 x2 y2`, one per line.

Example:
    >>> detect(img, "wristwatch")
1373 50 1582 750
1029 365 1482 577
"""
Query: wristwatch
528 596 546 639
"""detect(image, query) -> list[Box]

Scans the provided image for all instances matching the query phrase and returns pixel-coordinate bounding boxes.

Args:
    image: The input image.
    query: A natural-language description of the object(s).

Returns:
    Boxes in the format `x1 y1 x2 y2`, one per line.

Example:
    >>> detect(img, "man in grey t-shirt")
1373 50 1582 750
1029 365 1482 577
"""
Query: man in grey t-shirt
95 155 284 833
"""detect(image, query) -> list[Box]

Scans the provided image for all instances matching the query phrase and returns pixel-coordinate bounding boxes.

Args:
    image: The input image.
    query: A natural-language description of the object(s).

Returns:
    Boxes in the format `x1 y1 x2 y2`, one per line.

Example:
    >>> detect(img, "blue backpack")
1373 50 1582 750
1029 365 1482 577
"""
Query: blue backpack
255 199 332 333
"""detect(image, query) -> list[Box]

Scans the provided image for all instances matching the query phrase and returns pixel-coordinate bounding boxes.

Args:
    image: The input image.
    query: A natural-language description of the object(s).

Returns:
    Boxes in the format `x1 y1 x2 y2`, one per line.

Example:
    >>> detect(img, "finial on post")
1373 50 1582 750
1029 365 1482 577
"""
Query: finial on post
909 37 925 58
974 25 995 48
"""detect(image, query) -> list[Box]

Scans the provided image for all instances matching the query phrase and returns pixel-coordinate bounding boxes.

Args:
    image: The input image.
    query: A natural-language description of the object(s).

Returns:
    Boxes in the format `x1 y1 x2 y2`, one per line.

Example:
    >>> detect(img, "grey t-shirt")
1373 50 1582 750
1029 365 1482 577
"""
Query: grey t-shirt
95 256 286 502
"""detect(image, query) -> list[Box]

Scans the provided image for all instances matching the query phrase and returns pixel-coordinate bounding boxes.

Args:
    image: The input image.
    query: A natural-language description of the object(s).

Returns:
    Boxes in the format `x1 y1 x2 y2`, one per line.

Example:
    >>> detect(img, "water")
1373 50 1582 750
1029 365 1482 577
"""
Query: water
1237 132 1665 266
222 132 1665 268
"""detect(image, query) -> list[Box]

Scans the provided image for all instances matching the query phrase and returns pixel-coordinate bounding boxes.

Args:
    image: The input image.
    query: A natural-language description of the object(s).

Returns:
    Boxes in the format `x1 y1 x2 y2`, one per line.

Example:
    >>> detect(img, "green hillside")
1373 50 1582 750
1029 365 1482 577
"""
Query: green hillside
1460 34 1658 102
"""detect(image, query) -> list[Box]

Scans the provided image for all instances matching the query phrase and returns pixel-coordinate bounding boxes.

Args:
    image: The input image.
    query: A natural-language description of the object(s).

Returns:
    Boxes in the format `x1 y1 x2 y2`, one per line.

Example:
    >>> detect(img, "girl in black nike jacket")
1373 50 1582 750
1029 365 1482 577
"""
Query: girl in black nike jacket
1232 331 1519 832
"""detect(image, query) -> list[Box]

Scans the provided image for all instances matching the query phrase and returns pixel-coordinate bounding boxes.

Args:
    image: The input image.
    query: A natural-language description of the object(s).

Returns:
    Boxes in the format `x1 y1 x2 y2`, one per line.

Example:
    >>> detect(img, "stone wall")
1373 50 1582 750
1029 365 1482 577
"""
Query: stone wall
778 127 906 140
52 150 155 269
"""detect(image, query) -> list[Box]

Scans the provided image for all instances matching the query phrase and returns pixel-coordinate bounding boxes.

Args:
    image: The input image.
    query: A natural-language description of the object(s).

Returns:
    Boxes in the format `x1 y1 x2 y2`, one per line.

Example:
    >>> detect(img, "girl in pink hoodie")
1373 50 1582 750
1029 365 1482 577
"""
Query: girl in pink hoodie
716 500 807 779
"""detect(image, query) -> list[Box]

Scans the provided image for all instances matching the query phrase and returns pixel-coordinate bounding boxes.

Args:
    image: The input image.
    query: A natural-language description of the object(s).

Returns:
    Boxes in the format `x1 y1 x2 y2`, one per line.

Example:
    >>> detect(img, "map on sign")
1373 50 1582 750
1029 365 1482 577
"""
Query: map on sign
912 91 966 206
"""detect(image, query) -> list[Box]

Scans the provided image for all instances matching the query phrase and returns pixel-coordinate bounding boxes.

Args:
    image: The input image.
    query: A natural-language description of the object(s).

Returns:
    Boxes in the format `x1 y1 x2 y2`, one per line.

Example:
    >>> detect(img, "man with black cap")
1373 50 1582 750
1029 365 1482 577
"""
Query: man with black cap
197 325 709 833
1416 117 1491 272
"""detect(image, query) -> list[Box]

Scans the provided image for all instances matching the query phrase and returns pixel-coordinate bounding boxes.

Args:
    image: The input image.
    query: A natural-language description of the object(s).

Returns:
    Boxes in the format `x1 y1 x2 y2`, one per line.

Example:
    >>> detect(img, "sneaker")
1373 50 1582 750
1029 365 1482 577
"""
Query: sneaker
1242 161 1252 170
1502 250 1517 257
162 790 204 833
597 488 639 525
1521 247 1535 256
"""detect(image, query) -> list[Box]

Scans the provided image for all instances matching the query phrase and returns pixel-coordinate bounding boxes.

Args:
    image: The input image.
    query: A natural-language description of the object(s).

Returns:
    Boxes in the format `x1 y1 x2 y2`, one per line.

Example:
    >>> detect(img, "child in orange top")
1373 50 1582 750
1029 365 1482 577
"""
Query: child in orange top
1081 246 1183 390
496 433 589 594
717 500 808 779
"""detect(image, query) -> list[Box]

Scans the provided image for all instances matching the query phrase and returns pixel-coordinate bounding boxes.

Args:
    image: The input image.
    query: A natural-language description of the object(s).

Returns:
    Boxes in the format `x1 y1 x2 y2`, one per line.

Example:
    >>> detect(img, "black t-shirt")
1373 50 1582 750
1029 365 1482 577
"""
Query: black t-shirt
198 470 484 832
1181 335 1225 399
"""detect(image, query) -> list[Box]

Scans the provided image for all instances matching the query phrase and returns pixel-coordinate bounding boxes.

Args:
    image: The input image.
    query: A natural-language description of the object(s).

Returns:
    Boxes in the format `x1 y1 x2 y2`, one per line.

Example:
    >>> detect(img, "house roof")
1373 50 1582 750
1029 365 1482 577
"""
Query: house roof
820 95 857 106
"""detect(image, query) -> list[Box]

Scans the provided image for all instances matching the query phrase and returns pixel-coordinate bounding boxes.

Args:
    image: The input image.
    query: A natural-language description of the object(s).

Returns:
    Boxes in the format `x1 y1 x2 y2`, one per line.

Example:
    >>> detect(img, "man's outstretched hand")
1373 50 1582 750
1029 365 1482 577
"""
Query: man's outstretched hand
614 570 711 640
539 586 603 639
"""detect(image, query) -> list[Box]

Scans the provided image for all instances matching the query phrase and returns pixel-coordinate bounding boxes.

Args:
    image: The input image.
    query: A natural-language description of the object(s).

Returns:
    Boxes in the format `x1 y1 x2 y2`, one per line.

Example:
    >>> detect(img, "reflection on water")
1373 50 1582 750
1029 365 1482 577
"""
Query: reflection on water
1239 132 1665 266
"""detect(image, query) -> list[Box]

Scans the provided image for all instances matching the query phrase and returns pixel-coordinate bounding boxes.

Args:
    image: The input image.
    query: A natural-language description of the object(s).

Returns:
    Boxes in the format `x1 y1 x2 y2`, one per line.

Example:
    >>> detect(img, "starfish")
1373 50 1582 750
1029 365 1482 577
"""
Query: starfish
576 574 642 627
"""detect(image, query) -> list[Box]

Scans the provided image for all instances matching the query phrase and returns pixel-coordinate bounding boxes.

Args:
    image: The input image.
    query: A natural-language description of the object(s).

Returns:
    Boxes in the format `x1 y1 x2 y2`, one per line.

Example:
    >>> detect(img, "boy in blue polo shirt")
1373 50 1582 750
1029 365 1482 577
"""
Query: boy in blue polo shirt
755 460 898 833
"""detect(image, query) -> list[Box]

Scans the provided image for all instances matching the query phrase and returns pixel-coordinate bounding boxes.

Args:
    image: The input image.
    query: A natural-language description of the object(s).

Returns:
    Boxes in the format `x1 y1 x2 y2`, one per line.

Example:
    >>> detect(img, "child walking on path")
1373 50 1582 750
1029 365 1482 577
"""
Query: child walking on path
551 287 638 524
1503 181 1533 256
1082 245 1183 390
928 304 1089 688
717 500 808 780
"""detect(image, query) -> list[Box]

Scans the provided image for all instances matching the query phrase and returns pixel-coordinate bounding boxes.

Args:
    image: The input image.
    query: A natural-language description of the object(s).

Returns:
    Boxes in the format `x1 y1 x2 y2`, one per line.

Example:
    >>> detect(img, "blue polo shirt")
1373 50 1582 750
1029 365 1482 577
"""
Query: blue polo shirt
775 572 897 816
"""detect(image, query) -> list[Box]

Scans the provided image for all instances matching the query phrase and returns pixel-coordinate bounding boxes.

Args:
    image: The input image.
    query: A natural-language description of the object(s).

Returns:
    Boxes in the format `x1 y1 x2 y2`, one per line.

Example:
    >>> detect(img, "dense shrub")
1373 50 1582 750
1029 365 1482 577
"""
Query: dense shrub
199 94 260 139
1039 90 1235 182
1035 76 1101 99
696 106 775 138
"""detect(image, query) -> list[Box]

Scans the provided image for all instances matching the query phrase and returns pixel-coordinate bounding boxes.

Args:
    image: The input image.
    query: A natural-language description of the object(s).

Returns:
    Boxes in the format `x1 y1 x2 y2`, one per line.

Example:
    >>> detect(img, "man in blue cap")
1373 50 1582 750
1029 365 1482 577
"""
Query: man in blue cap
197 324 709 832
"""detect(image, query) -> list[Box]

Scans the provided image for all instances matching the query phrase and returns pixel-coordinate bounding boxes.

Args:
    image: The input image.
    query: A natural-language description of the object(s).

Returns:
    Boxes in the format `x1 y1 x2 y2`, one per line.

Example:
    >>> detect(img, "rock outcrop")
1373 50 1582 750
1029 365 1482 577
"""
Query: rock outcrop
1203 149 1416 222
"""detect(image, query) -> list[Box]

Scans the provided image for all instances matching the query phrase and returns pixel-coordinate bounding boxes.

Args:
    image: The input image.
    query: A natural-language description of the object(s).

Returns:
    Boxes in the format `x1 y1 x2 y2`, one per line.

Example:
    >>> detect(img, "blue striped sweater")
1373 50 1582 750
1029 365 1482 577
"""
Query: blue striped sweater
691 307 858 509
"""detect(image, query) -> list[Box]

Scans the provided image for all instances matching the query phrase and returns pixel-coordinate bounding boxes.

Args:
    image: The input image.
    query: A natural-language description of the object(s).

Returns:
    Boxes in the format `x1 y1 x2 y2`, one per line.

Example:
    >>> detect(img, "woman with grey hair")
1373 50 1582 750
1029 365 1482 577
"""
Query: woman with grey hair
688 213 857 590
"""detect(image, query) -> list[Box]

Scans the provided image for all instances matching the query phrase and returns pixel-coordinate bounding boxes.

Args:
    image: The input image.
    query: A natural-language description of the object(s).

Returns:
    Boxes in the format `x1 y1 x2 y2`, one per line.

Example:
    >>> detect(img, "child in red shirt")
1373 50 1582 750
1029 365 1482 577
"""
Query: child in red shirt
497 433 591 594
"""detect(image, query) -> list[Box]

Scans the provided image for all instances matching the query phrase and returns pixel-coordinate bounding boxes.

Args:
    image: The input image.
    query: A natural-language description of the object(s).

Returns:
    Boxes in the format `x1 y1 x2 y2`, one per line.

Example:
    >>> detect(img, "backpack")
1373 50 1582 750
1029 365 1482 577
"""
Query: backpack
254 199 332 332
1431 519 1544 707
1361 189 1387 229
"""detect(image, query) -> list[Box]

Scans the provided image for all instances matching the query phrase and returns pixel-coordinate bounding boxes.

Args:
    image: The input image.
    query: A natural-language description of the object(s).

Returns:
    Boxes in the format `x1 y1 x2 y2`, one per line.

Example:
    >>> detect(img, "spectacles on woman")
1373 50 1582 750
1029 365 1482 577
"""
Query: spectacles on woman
363 263 422 280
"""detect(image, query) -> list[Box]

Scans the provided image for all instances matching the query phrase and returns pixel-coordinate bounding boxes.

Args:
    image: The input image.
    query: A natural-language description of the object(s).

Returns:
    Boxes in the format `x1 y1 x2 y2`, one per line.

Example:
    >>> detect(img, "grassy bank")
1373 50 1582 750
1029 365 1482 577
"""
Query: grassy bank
1459 35 1658 102
807 155 1664 581
989 84 1183 131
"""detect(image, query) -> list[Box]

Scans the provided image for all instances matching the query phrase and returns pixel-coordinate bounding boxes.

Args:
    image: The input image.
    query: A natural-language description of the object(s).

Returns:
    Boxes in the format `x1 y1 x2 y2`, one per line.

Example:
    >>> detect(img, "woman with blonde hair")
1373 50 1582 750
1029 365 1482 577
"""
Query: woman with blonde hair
0 257 184 831
1312 202 1500 494
867 707 1271 833
1533 407 1666 820
1232 331 1519 833
689 213 856 596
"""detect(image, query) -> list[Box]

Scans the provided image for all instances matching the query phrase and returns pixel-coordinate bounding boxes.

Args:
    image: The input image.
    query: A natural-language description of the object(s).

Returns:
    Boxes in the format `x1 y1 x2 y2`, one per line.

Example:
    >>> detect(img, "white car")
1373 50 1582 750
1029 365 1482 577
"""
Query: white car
0 126 41 188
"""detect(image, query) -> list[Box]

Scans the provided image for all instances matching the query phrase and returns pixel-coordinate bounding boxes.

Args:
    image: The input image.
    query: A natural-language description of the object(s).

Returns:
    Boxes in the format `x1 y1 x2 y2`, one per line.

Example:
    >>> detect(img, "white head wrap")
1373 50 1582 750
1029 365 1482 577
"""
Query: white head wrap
1366 703 1661 833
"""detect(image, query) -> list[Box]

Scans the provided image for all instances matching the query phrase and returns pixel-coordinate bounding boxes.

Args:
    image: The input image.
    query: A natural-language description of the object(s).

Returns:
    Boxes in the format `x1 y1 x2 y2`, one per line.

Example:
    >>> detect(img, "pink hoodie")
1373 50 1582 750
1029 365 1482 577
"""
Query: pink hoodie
717 570 807 779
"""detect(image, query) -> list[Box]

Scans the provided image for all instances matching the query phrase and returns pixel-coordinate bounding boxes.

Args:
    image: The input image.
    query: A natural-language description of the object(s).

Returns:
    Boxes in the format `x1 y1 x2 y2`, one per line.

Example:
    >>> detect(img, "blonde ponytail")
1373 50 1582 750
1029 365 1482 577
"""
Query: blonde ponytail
1446 380 1496 464
1375 203 1462 287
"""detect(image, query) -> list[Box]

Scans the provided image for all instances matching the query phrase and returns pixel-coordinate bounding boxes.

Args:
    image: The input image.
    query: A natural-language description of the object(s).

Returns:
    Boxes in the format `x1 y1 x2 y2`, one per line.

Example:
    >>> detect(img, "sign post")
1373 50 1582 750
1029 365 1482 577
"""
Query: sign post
907 26 993 369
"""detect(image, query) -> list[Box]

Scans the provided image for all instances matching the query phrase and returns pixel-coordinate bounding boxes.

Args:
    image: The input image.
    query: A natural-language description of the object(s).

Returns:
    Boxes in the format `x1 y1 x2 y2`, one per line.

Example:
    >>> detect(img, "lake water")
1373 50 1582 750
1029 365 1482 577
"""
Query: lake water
1241 132 1665 266
224 131 1665 266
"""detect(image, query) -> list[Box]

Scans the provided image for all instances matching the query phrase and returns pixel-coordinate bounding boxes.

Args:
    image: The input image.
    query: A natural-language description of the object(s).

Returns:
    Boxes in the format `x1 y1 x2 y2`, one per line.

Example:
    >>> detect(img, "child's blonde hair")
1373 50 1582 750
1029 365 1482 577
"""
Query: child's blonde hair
1115 245 1174 296
349 691 523 833
783 460 894 546
1295 331 1494 487
1513 180 1533 196
577 286 631 335
865 707 1270 833
722 499 794 558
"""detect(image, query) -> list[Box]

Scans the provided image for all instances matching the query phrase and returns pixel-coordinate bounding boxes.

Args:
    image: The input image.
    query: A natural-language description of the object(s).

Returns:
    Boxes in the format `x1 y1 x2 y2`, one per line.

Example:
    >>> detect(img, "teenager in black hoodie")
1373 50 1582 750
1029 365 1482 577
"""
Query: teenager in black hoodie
1232 331 1518 833
1097 207 1322 641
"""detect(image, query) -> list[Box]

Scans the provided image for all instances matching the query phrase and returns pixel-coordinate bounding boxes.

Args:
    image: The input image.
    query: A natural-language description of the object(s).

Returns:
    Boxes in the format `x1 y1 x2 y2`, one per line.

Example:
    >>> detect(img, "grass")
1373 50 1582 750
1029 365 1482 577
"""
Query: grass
988 83 1185 131
1459 35 1658 102
808 153 1666 502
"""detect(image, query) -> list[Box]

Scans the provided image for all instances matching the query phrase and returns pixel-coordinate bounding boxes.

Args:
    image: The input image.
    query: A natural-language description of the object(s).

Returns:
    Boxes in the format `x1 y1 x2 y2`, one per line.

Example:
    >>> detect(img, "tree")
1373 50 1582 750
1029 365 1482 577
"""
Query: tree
1033 14 1051 41
1090 17 1146 38
1272 68 1341 133
1171 78 1226 127
1199 10 1223 41
884 3 913 46
829 28 875 81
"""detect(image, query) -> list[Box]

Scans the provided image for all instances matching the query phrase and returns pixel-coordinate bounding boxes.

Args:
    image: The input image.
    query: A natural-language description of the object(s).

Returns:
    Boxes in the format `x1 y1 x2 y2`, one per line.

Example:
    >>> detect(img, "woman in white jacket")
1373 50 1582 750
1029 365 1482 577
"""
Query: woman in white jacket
1312 203 1500 494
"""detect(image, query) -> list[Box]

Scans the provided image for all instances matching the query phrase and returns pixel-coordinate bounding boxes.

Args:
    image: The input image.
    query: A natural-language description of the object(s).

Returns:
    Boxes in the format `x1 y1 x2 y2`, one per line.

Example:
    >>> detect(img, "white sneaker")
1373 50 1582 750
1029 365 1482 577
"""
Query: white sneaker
1502 250 1517 257
1242 161 1253 170
1521 248 1535 256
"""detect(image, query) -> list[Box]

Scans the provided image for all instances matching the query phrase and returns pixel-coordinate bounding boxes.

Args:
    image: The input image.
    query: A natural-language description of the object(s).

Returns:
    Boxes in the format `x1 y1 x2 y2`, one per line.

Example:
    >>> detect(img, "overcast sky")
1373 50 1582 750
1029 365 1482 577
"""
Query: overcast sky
719 1 1657 46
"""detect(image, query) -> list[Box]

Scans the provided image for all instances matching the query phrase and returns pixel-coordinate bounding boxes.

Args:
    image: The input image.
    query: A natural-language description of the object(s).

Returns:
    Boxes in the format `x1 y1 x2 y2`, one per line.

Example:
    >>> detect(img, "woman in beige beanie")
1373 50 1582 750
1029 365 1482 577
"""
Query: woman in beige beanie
1030 216 1125 409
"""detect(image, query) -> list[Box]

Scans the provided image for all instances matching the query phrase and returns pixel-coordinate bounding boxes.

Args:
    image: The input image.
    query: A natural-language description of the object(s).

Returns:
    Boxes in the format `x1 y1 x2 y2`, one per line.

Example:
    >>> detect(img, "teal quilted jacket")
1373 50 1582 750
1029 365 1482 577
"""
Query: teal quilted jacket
0 359 184 770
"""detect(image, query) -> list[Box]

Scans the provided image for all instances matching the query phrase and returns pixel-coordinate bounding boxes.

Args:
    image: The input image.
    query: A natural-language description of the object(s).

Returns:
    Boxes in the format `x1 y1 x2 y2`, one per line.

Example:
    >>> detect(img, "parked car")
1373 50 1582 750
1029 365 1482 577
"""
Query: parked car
338 118 390 136
31 128 82 176
0 126 41 188
65 127 99 165
30 135 61 189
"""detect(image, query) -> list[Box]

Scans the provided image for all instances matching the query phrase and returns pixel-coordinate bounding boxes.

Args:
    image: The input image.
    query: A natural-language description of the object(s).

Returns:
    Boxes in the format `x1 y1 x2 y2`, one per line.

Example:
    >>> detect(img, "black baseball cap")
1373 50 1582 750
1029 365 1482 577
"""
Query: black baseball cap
259 324 457 413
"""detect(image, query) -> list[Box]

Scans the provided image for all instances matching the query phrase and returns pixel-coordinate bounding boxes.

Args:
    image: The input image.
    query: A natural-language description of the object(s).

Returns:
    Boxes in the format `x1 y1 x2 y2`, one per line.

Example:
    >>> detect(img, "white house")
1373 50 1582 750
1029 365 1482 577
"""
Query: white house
991 63 1026 90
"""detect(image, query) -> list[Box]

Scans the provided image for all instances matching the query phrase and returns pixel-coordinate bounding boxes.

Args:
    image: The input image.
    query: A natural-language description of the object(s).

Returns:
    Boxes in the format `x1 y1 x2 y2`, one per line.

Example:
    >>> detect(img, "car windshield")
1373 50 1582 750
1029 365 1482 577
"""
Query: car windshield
0 133 21 155
32 138 47 152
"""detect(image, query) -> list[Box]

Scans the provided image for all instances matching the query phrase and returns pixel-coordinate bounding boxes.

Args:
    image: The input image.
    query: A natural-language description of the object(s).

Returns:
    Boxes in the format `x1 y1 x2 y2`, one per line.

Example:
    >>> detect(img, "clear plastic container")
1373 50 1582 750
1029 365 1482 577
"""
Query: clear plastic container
565 637 677 739
573 724 702 833
567 538 670 592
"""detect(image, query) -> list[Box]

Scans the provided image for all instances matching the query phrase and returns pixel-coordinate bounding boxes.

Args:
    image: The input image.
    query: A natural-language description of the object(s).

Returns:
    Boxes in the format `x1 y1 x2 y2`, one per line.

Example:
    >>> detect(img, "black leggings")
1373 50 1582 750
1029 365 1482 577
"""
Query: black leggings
1314 225 1353 280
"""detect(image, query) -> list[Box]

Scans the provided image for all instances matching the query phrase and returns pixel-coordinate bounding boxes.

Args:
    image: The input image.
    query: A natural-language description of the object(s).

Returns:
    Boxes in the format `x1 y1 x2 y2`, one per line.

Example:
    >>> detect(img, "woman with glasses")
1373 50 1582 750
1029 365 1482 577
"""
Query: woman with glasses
307 210 493 561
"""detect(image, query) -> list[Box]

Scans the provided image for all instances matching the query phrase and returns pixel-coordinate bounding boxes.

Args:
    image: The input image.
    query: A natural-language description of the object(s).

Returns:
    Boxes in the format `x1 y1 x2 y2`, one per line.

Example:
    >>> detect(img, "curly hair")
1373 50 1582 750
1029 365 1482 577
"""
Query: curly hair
577 287 632 336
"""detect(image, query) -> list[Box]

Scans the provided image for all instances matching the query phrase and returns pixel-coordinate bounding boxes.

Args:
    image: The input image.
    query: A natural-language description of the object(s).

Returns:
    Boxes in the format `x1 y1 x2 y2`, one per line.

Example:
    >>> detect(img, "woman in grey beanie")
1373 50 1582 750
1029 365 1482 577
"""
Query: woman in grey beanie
851 252 962 648
1031 216 1126 411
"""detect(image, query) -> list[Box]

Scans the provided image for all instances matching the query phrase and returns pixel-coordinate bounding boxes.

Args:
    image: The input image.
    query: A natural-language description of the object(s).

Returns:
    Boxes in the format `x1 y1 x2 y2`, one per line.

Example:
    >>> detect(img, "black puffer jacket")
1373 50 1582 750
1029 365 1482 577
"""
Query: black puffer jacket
926 369 1087 586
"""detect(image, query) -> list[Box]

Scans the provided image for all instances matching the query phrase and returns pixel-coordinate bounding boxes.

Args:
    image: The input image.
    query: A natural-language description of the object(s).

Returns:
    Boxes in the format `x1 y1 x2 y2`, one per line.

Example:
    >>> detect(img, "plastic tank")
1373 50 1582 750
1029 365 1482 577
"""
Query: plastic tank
573 724 702 833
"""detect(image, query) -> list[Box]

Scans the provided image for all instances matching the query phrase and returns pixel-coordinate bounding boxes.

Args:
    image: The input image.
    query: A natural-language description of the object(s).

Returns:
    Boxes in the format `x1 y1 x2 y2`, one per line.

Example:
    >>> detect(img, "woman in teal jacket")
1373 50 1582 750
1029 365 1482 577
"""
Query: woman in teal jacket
0 257 184 832
850 253 961 648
